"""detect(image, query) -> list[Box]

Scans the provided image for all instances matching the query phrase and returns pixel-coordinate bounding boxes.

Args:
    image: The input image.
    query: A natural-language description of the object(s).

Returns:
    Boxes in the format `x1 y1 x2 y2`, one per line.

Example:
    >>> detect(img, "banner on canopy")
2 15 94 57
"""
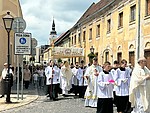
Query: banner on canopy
52 47 84 58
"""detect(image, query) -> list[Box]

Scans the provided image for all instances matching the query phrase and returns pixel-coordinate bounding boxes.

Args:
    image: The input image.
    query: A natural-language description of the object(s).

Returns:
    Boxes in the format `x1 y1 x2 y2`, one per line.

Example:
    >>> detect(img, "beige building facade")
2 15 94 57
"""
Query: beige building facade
69 0 150 68
0 0 23 72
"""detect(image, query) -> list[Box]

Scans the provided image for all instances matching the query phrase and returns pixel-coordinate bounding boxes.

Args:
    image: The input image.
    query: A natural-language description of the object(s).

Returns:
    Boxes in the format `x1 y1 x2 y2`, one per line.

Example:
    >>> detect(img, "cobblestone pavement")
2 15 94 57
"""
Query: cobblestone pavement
1 88 117 113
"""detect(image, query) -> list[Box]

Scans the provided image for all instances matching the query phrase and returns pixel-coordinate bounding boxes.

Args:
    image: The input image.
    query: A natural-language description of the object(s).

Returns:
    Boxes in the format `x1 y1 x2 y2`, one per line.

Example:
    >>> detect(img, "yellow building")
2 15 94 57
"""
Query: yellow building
70 0 150 68
0 0 23 72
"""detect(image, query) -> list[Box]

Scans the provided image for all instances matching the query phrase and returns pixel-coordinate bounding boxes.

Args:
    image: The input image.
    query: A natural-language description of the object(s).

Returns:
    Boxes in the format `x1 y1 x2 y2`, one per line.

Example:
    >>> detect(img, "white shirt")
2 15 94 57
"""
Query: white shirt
2 68 13 79
97 71 114 98
33 73 38 81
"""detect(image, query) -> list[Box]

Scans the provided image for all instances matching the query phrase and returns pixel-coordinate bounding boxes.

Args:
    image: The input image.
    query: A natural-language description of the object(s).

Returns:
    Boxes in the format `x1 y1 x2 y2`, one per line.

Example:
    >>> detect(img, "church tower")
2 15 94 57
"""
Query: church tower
49 18 57 44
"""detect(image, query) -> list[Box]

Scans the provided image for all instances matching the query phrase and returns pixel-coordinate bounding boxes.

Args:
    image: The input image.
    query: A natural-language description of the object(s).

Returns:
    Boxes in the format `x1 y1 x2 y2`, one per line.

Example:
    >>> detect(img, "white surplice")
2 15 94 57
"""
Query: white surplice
71 67 79 86
97 71 114 98
114 68 130 96
76 67 87 86
84 64 102 107
45 66 53 85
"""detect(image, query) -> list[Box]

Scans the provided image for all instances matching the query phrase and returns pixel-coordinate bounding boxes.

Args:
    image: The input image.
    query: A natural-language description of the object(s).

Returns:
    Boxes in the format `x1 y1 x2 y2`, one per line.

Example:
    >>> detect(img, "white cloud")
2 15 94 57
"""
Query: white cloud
19 0 99 46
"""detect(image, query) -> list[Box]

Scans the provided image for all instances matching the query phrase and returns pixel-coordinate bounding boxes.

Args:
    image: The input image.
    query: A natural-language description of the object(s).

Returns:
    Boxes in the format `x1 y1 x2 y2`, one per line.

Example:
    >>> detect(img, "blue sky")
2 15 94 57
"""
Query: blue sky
19 0 99 46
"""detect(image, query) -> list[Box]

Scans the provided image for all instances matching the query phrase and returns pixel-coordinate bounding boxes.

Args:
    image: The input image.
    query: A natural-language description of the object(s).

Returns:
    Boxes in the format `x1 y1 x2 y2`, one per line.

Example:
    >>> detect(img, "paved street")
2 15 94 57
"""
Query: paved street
0 85 117 113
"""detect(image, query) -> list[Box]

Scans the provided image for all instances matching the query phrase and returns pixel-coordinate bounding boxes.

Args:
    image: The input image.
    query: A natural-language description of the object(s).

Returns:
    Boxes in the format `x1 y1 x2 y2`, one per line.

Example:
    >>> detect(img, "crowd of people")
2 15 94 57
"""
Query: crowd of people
0 56 150 113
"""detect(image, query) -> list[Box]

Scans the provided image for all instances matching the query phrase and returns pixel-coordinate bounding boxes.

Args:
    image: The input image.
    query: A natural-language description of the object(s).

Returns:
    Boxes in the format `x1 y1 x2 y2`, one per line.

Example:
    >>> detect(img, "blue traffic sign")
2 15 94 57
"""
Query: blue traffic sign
19 38 26 44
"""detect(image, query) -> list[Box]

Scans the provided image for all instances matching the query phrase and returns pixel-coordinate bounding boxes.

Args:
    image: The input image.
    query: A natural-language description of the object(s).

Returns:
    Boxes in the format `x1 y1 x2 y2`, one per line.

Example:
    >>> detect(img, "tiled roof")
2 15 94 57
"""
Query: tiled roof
76 0 114 25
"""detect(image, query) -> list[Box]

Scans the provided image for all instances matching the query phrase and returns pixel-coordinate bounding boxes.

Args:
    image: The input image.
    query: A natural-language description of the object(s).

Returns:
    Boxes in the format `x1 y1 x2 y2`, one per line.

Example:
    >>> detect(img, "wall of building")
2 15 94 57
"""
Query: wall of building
70 0 150 68
0 0 23 72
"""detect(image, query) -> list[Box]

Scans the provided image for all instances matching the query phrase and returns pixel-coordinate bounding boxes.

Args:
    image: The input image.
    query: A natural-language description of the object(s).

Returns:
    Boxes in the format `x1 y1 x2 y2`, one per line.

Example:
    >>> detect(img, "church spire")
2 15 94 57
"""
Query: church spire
49 18 57 44
50 18 57 35
52 19 55 31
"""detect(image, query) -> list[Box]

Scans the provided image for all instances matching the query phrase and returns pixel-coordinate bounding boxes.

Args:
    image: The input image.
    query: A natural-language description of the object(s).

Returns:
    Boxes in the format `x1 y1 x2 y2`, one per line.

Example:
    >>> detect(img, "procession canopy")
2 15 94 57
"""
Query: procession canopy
51 47 84 58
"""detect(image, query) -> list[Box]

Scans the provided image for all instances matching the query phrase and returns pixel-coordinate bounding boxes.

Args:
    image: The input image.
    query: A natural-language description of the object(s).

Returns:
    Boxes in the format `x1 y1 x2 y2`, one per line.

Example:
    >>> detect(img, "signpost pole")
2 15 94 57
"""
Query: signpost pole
14 33 31 100
21 56 23 100
12 17 26 100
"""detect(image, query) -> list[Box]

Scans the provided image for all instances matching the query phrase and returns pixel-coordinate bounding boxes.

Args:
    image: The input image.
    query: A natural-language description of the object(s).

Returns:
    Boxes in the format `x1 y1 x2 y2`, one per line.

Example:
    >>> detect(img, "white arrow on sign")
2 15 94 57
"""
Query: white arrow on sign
12 17 26 33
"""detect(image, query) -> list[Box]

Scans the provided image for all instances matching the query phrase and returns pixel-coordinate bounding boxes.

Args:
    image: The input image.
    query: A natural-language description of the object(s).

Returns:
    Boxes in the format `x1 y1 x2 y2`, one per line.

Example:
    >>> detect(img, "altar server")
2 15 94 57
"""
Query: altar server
97 61 114 113
114 59 131 113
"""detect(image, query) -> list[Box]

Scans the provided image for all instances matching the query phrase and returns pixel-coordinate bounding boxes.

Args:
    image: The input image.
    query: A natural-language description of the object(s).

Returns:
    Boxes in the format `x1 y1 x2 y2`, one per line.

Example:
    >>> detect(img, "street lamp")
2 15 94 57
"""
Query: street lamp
2 12 14 103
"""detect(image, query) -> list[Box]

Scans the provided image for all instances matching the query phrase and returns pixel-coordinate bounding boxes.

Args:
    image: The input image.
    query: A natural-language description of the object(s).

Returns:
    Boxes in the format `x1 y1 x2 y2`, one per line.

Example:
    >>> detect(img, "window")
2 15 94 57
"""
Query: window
105 52 109 62
146 0 150 16
130 5 136 22
118 12 123 28
74 35 76 45
96 24 100 36
129 51 135 66
117 52 122 63
89 28 92 40
83 31 86 41
78 33 81 43
107 19 111 33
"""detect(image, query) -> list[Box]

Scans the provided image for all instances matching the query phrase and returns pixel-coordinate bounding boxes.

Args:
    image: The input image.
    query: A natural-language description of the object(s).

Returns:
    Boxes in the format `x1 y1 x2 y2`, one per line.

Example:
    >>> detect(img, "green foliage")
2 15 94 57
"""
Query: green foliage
58 58 62 63
87 52 96 59
88 52 96 64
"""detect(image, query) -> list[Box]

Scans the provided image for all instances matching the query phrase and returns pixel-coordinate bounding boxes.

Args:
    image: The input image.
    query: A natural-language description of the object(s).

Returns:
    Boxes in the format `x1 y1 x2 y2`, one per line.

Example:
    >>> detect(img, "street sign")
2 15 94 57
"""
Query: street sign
14 33 31 55
31 38 37 48
12 17 26 33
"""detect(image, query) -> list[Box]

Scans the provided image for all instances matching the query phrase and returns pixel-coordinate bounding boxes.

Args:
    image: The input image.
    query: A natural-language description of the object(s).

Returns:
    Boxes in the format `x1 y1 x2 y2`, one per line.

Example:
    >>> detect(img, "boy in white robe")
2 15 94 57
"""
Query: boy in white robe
97 61 114 113
110 60 119 106
45 62 52 97
84 57 102 108
76 60 87 98
114 59 131 113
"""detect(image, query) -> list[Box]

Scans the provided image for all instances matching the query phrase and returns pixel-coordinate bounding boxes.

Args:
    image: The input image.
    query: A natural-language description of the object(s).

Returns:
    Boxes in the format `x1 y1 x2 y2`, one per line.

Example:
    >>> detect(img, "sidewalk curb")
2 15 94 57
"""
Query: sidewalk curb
0 89 39 112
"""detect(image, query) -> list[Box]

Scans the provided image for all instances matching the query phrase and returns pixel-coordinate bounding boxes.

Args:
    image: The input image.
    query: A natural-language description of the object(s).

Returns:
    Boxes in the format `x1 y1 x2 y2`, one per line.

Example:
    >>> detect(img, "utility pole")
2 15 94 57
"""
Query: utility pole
137 0 141 60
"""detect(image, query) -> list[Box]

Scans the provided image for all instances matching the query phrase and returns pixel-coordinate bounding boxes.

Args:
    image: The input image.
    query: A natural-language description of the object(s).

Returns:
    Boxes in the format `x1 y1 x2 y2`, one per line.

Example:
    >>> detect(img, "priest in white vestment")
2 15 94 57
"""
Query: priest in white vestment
129 57 150 113
60 61 72 96
84 57 102 108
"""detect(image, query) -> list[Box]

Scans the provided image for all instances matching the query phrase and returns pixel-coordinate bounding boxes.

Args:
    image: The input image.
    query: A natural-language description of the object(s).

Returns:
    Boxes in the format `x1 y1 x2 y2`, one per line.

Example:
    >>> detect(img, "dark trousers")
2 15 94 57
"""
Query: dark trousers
72 85 79 96
49 84 59 100
46 85 50 95
116 96 129 112
97 98 113 113
113 91 116 105
24 81 29 89
78 86 87 98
